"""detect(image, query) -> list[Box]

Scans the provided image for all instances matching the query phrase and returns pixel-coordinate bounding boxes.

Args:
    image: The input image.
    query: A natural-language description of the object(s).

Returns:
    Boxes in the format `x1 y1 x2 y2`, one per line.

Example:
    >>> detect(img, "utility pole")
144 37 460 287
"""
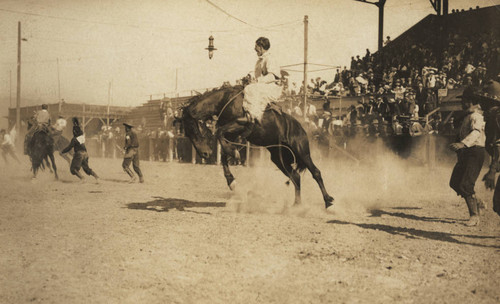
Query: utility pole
175 68 179 98
107 81 112 127
16 21 21 134
9 70 12 108
303 15 308 120
57 58 61 113
354 0 386 51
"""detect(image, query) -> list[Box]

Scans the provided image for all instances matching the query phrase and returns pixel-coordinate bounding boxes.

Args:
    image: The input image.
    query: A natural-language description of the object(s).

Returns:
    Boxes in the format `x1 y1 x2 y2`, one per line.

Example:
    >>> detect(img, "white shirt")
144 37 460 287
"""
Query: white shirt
255 51 280 83
2 134 14 146
53 118 67 131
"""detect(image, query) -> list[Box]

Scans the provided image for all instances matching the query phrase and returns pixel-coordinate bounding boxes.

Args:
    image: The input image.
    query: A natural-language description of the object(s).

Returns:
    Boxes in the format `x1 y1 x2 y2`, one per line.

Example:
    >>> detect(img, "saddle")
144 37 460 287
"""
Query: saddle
264 102 283 115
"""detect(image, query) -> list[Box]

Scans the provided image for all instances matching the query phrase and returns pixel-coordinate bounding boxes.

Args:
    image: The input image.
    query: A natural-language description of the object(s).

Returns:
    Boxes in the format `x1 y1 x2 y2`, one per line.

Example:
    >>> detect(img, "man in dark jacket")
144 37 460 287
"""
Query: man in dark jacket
61 118 99 182
123 123 144 183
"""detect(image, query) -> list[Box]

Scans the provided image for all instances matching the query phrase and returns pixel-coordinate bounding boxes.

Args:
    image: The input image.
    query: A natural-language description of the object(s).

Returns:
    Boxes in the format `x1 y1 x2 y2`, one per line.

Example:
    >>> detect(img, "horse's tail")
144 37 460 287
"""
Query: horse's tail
276 112 310 173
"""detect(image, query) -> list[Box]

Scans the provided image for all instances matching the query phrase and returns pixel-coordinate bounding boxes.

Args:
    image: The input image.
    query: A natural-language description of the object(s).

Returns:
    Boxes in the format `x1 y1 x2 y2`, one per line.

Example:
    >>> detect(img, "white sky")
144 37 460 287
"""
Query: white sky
1 0 499 128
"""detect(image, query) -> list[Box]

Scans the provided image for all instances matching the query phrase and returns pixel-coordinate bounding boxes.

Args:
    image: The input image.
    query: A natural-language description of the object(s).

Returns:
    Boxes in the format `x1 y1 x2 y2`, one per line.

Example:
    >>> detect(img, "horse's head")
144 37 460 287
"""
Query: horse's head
181 109 215 159
181 86 244 159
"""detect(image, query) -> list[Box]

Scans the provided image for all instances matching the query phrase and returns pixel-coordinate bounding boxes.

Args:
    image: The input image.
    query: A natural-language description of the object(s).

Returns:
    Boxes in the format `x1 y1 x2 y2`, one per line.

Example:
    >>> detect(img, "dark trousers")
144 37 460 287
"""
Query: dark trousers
493 176 500 216
122 148 142 177
449 146 485 198
71 151 97 177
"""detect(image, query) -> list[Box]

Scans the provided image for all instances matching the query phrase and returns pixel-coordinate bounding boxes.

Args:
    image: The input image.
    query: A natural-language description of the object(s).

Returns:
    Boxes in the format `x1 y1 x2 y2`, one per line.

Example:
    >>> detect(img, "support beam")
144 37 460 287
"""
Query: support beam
303 15 308 120
354 0 386 51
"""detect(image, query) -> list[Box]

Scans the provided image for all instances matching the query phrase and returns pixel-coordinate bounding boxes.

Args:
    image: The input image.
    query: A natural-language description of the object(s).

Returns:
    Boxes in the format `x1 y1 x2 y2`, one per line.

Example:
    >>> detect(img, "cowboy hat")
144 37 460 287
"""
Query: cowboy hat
123 122 134 128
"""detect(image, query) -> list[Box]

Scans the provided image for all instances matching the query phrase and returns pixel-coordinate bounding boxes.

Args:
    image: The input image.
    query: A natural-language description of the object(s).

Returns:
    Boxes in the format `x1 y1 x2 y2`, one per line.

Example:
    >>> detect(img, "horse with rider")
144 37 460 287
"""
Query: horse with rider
181 37 335 209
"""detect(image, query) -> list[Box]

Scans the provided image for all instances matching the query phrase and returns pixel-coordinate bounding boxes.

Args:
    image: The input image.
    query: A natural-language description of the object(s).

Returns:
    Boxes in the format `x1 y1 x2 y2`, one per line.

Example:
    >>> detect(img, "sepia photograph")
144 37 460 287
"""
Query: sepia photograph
0 0 499 303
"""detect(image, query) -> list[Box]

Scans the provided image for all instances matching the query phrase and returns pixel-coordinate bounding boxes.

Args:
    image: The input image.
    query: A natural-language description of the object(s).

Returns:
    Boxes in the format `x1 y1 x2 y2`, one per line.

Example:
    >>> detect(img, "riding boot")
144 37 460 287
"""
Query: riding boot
235 114 255 140
464 195 480 226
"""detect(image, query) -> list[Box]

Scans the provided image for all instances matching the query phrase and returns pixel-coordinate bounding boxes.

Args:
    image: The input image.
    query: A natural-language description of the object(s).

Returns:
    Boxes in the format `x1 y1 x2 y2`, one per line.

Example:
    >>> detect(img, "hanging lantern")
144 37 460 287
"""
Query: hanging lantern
205 35 217 59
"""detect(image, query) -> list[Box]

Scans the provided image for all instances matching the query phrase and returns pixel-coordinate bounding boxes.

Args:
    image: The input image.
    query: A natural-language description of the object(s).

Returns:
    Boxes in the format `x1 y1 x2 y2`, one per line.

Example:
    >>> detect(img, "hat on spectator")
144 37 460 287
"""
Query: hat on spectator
123 122 134 128
471 80 500 111
477 80 500 101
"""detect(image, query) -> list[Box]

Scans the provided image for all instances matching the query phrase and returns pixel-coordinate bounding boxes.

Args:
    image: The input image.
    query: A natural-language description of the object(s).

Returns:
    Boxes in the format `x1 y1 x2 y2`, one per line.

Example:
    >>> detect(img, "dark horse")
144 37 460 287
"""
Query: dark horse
28 128 58 180
42 135 71 173
181 85 334 209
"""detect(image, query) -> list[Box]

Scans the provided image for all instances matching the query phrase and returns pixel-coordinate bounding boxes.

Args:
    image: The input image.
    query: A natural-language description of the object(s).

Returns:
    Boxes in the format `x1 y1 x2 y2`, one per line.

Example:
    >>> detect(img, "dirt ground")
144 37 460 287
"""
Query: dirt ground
0 148 499 304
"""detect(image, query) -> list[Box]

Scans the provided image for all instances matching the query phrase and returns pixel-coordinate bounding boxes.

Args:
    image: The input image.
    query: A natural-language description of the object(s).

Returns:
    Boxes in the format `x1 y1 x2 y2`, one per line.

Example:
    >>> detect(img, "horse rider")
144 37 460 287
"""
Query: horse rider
61 118 99 182
25 104 51 155
122 122 144 183
238 37 282 135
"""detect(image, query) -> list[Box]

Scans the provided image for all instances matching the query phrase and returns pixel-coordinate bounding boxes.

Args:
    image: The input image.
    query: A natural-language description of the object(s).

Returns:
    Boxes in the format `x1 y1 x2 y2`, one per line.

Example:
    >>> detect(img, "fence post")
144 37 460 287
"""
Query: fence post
217 142 221 165
168 137 173 162
191 144 196 164
245 142 250 166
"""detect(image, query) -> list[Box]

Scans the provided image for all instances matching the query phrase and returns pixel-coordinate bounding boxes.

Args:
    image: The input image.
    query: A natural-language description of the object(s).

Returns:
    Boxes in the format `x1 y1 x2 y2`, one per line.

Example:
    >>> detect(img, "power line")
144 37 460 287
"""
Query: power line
204 0 265 30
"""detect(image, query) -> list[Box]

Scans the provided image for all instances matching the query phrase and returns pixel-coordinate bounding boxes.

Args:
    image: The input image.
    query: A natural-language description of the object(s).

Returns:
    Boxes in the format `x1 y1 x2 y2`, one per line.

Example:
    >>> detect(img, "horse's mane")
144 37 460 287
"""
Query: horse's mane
182 85 244 110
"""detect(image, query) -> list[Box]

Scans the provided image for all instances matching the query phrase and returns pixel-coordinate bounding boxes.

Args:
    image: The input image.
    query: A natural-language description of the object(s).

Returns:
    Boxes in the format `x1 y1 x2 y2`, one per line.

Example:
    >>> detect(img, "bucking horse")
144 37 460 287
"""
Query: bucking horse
26 124 58 180
181 85 334 209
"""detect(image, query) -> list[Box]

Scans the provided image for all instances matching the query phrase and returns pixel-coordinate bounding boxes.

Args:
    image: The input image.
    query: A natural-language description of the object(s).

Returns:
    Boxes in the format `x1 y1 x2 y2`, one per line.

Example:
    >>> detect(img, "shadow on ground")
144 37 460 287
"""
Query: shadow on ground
126 196 226 214
327 218 500 249
369 208 459 224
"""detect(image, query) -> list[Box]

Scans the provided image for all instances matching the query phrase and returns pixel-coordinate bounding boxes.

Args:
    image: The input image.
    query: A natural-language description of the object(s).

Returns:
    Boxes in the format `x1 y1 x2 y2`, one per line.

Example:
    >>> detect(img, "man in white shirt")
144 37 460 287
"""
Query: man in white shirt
1 128 21 165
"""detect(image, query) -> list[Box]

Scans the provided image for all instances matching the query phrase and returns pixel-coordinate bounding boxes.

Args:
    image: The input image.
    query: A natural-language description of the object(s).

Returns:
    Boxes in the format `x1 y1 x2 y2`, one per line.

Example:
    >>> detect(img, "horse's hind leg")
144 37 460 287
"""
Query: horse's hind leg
48 153 58 180
269 148 301 206
303 154 334 209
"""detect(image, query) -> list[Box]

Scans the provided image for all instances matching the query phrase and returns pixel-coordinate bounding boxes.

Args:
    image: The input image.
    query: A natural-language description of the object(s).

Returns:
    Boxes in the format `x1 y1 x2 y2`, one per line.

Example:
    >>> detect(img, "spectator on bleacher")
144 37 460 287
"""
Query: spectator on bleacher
409 120 426 137
384 36 391 46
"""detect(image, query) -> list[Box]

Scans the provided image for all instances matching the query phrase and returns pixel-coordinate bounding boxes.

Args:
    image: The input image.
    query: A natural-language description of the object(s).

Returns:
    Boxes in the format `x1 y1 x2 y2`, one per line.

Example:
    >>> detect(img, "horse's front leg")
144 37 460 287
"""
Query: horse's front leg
215 122 247 160
221 153 236 190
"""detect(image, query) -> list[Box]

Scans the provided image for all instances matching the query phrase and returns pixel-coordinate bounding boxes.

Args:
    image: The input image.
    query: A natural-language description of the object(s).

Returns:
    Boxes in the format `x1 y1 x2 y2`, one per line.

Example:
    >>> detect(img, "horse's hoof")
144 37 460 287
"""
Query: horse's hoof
229 180 237 191
325 204 335 213
325 197 334 211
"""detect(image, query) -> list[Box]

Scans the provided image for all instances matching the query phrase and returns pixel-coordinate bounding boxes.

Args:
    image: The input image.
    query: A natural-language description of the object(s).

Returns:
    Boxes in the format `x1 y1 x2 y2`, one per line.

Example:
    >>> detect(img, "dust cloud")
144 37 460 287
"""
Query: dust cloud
226 135 466 217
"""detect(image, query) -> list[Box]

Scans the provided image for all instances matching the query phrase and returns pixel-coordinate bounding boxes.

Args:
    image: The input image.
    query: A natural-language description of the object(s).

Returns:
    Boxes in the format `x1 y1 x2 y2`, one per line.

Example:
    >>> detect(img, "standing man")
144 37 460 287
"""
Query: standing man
123 123 144 183
61 118 99 182
449 87 486 226
1 128 21 165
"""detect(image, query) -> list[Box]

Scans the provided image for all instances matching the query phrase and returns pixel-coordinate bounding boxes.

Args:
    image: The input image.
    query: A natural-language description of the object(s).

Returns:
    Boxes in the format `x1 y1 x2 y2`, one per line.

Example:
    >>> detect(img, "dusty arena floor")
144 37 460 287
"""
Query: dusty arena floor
1 151 499 304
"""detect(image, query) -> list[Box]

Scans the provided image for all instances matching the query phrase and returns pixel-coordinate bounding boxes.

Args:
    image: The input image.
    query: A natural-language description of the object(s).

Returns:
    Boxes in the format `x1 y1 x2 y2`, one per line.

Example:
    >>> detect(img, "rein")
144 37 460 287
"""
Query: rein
214 89 244 122
221 137 298 170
